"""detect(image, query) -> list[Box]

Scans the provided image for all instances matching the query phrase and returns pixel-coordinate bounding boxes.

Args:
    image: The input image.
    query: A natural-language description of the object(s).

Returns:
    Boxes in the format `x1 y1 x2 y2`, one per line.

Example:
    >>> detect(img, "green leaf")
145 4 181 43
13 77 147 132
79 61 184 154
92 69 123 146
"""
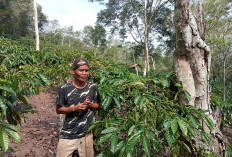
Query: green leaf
96 152 105 157
181 141 191 153
17 93 28 104
37 73 51 86
200 131 210 147
187 125 196 138
178 119 188 137
0 85 14 93
119 147 126 157
0 129 9 151
98 133 112 145
160 79 169 88
139 97 144 110
1 123 18 132
171 119 178 134
174 92 179 101
165 128 175 145
226 143 232 156
175 82 182 87
110 132 118 153
126 131 142 153
163 119 171 129
102 96 112 110
119 94 125 102
101 127 117 134
0 96 7 115
127 152 133 157
142 134 151 157
183 90 191 101
113 97 121 110
202 116 214 131
134 95 141 105
188 114 200 129
105 88 113 97
145 130 158 143
115 140 126 153
100 77 106 84
128 125 136 136
130 81 144 86
4 128 20 142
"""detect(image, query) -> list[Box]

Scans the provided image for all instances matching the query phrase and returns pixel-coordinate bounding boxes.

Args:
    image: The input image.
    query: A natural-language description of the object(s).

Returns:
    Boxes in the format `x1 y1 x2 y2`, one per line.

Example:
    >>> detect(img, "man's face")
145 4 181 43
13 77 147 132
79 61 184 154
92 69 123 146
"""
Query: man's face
72 65 89 82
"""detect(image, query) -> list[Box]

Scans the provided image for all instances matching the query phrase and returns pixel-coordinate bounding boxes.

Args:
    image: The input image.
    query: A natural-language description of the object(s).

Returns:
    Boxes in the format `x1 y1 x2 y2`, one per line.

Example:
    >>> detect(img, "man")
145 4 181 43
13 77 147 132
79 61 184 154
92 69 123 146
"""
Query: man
56 58 101 157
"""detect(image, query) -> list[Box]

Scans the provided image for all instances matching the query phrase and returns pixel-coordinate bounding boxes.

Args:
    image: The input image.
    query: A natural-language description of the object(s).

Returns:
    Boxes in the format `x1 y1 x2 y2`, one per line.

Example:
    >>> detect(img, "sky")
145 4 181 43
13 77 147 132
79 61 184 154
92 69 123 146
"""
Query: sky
37 0 106 31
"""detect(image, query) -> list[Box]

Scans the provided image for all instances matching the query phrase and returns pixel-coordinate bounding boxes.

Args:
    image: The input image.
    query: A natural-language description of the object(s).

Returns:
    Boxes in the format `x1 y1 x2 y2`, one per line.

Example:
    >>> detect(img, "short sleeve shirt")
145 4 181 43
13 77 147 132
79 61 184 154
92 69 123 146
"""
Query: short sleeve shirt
56 82 100 139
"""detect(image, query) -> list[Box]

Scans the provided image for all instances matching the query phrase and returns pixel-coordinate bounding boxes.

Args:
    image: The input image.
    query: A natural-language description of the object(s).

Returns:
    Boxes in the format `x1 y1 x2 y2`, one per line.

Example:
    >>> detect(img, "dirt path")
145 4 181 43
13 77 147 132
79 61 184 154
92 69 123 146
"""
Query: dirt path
5 88 60 157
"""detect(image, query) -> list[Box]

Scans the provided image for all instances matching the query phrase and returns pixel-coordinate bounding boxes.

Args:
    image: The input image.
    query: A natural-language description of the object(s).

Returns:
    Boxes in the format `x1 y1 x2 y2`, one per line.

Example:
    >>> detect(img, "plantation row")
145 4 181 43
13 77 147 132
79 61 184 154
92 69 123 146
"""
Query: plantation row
0 36 231 156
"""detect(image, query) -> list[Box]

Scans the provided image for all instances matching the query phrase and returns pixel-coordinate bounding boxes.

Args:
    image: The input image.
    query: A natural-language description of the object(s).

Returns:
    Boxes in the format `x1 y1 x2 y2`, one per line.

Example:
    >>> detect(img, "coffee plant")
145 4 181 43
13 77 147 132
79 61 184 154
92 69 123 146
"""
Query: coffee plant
89 64 215 157
0 37 52 151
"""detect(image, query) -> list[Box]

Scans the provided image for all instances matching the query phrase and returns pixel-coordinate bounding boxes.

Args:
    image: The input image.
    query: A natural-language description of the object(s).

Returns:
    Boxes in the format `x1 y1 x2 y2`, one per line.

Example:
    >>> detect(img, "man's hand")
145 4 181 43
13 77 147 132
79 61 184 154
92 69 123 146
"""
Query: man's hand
84 98 101 109
84 98 92 107
72 103 87 112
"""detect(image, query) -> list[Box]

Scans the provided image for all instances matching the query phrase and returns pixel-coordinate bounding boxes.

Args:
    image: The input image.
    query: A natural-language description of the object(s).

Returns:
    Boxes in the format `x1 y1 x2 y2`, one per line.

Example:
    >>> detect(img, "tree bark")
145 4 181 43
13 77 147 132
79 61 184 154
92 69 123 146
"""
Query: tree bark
223 53 226 101
144 0 150 76
151 57 156 71
33 0 39 51
173 0 225 155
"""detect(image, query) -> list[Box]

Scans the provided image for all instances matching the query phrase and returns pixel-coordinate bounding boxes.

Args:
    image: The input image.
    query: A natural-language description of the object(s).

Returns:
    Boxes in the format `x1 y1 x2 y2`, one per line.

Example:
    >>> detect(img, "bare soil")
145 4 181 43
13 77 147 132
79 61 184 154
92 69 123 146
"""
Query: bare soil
1 87 232 157
4 88 60 157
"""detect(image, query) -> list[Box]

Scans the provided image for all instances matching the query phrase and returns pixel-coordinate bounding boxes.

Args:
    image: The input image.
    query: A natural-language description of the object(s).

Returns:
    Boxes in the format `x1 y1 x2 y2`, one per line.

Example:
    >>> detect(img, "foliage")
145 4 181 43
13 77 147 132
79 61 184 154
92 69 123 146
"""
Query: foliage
96 0 174 58
0 36 53 151
226 143 232 157
81 25 107 48
96 0 172 41
0 0 48 36
90 64 215 156
211 93 232 127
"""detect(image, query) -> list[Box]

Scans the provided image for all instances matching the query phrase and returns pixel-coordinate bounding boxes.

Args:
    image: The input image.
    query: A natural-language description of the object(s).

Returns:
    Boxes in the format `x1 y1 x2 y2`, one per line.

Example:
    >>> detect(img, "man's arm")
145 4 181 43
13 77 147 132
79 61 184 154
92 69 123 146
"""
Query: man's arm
87 101 101 109
56 103 87 114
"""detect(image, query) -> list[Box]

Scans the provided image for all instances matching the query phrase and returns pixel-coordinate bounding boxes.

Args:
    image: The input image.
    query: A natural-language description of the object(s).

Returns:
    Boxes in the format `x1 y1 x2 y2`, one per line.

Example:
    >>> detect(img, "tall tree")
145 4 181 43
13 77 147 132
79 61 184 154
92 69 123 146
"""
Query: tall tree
92 25 107 47
80 25 106 48
33 0 39 51
81 25 95 48
95 0 172 76
173 0 225 155
202 0 232 101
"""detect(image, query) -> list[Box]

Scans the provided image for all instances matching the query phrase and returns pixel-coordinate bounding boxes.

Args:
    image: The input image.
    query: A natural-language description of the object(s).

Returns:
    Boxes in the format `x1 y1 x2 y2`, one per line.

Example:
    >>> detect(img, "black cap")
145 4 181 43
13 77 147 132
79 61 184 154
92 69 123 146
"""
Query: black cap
72 58 89 70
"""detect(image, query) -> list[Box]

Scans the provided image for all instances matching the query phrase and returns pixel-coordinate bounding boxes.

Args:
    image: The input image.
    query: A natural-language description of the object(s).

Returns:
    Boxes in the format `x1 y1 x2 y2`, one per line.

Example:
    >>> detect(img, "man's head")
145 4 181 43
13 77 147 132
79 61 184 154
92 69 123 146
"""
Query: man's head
72 58 89 83
72 58 89 70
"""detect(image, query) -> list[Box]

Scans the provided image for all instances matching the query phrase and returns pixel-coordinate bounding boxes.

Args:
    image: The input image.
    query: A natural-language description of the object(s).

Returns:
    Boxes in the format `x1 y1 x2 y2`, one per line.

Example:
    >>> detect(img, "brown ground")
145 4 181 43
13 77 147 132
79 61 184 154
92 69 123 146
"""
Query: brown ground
4 88 60 157
1 87 232 157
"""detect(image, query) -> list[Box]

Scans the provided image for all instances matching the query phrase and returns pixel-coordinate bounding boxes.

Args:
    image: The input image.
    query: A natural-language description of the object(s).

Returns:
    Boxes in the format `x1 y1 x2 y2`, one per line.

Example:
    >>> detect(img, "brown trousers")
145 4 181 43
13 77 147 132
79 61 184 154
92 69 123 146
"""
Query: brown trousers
56 133 94 157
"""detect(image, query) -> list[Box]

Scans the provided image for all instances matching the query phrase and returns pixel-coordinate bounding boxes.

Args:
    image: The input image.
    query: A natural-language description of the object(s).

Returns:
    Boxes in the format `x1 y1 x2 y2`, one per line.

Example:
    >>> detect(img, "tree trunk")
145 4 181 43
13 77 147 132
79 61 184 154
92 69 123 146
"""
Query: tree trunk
151 57 156 71
61 35 64 45
173 0 225 155
33 0 39 51
223 53 226 101
144 0 150 77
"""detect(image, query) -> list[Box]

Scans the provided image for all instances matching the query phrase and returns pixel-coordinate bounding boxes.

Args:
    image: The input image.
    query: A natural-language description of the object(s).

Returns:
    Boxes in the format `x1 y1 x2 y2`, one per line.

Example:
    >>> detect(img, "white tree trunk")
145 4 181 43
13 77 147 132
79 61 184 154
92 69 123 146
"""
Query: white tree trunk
33 0 39 51
144 0 150 77
174 0 225 155
151 57 156 71
223 54 226 101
